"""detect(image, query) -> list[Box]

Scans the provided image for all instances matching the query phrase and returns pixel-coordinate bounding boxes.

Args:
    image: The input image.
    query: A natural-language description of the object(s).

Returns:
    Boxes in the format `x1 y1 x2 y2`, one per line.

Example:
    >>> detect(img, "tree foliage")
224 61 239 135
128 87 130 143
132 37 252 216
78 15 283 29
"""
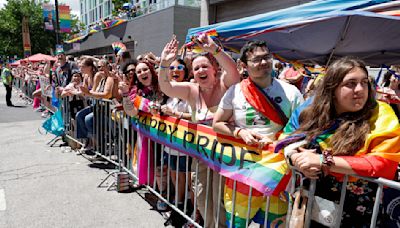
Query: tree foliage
0 0 83 59
112 0 127 16
0 0 56 58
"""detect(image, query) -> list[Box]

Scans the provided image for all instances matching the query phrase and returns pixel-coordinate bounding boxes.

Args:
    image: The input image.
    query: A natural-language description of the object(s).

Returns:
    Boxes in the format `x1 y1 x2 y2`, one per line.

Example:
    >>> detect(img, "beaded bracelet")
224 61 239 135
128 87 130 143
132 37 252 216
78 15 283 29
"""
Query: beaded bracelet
321 148 335 175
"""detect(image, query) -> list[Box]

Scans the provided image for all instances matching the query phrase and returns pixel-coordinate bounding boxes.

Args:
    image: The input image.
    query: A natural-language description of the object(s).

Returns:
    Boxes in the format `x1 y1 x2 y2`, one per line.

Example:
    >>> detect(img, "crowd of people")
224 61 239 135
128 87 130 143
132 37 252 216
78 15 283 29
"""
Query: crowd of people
3 34 400 227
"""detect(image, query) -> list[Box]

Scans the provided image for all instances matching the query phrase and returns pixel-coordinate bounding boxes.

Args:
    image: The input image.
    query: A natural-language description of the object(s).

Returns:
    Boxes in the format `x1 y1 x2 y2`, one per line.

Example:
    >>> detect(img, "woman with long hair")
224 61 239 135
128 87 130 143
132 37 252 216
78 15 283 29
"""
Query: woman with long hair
119 60 168 210
76 59 114 152
158 35 240 227
279 56 400 227
80 57 97 92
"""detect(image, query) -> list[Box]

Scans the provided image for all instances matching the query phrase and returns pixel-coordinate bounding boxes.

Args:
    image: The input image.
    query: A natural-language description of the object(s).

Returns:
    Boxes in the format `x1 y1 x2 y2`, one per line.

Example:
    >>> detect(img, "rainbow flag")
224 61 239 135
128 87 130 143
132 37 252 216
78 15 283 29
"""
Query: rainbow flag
102 18 127 30
281 101 400 180
130 112 290 195
58 5 71 33
186 29 219 53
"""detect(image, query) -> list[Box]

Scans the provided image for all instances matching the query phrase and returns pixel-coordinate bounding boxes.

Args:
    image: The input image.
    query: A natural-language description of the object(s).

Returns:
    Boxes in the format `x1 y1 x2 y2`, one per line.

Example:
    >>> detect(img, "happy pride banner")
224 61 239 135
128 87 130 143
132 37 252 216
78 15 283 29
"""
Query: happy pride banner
131 112 290 195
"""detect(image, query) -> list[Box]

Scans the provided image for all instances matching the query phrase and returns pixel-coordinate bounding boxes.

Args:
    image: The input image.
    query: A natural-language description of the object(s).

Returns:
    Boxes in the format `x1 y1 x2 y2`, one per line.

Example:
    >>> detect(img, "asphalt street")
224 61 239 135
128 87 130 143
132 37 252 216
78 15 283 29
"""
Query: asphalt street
0 84 167 228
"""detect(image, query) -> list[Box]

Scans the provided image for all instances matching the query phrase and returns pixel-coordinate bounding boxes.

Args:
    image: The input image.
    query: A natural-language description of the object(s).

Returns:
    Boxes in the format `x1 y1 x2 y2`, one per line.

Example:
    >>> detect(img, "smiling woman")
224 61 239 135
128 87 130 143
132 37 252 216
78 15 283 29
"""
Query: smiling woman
157 34 241 227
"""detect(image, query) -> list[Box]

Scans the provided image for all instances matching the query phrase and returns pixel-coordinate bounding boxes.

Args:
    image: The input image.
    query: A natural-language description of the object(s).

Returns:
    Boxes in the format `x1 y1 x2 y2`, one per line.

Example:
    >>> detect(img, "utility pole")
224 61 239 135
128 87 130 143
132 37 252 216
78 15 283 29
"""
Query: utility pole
54 0 60 45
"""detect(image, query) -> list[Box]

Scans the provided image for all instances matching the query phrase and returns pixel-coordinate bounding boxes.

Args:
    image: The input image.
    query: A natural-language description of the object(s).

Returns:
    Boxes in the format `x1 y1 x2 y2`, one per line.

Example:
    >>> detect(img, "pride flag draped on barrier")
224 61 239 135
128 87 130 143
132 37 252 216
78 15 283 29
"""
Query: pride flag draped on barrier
130 112 291 195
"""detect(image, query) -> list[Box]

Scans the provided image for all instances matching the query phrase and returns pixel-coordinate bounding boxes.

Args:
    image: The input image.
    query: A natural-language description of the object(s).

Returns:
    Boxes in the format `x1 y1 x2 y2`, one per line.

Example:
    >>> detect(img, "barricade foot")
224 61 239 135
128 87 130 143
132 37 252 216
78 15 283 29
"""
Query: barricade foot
47 136 62 146
97 170 118 190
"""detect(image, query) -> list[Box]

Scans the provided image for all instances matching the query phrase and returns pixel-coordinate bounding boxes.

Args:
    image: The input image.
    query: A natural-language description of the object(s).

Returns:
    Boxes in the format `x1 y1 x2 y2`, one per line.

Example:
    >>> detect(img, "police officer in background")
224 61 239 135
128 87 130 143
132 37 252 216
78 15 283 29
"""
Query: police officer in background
1 61 14 106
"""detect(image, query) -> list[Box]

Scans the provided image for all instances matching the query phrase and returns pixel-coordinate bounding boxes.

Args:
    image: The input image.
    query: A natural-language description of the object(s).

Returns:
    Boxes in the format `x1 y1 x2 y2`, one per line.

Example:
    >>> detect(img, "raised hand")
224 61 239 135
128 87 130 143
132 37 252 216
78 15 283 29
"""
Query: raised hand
195 33 218 53
118 81 130 95
160 35 179 67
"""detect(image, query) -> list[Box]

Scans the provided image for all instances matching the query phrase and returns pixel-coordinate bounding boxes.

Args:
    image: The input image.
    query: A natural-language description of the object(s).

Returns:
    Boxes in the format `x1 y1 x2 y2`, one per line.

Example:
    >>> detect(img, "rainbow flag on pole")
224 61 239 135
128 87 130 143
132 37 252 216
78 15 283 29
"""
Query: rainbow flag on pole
58 5 71 33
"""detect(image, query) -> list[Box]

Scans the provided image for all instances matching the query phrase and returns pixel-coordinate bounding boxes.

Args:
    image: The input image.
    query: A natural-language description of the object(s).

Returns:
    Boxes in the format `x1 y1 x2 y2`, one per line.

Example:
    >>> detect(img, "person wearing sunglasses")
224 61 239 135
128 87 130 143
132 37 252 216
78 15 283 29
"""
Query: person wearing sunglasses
157 58 192 223
159 34 240 228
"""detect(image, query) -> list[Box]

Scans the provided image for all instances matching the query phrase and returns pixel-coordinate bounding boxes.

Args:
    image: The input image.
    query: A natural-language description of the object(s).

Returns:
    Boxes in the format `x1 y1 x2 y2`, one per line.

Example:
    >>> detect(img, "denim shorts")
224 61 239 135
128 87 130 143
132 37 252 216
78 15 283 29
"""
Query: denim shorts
163 154 192 172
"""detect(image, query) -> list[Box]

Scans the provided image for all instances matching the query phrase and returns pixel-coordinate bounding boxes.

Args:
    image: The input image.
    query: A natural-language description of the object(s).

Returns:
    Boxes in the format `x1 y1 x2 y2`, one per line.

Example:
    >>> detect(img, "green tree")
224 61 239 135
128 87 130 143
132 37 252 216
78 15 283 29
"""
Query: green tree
0 0 57 58
112 0 127 16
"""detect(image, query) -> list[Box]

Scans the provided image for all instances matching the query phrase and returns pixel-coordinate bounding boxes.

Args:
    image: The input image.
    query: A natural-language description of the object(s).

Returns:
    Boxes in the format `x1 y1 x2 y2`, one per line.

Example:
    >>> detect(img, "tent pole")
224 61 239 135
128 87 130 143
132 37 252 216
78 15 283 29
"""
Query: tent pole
326 16 352 66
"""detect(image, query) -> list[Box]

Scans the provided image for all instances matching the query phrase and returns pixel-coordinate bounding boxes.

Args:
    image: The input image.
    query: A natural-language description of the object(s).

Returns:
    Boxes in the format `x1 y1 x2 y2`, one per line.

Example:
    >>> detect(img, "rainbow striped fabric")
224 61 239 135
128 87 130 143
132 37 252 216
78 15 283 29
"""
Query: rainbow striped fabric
224 179 288 228
58 5 71 33
186 29 219 53
130 112 290 195
132 96 151 113
282 100 400 179
102 18 127 30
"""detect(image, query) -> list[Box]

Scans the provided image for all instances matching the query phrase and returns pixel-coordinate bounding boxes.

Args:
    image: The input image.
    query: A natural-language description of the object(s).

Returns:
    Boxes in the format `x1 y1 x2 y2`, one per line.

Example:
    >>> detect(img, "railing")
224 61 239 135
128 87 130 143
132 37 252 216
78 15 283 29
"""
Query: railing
13 84 400 228
286 169 400 228
85 0 200 31
13 76 35 104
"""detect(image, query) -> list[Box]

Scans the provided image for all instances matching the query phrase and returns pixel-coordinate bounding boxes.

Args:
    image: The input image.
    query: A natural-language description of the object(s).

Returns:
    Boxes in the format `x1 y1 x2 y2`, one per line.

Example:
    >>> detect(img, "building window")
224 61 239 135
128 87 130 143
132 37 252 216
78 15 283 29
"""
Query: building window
99 5 103 19
105 0 112 16
89 9 94 23
80 1 84 13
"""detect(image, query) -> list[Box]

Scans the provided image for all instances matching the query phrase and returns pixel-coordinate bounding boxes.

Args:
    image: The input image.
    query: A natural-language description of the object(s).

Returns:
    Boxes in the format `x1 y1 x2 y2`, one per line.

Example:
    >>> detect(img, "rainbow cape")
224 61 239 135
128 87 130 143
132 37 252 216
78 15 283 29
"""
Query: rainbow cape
130 112 290 195
281 100 400 180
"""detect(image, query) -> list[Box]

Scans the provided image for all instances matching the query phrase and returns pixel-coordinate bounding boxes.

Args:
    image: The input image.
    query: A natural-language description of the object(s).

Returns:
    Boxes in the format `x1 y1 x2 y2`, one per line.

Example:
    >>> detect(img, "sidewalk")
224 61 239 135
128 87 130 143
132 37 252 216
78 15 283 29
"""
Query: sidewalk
0 84 167 228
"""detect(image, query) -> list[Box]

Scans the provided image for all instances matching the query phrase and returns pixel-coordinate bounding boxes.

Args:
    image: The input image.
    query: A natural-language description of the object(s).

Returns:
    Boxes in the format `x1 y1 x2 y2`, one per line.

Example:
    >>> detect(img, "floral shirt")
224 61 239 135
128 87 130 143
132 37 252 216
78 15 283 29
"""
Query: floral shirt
312 176 380 228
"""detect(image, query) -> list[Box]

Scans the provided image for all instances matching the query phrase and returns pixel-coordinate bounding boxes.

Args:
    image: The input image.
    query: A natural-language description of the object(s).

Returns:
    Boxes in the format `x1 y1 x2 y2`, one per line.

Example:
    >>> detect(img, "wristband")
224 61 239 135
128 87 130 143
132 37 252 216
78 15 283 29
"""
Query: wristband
178 112 183 119
213 46 222 56
159 64 169 70
235 128 243 138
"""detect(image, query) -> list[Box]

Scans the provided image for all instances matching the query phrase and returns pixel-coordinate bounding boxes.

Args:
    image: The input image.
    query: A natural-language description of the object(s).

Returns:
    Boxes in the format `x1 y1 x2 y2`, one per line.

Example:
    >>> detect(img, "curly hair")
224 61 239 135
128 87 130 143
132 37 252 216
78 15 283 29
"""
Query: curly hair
296 56 377 155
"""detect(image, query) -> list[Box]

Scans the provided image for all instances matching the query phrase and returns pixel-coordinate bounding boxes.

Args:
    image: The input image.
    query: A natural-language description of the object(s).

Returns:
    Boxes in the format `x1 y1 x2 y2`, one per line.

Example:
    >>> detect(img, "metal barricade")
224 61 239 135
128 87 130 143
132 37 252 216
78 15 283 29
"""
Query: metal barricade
285 168 400 228
12 76 34 105
57 97 400 228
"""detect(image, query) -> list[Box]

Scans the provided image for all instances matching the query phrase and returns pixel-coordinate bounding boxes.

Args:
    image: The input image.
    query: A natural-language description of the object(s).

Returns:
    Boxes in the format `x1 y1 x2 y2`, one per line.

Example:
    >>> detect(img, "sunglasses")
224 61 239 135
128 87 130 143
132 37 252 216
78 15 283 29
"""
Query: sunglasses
124 69 135 74
169 65 185 71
